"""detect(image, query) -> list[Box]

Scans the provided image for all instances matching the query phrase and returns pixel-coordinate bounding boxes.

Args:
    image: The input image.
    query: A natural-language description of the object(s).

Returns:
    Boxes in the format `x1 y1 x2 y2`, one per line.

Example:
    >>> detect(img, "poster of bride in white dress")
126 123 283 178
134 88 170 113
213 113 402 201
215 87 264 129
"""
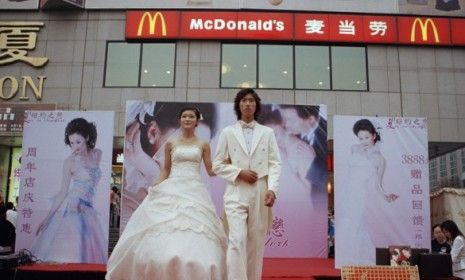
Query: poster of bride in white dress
16 111 114 264
334 116 430 268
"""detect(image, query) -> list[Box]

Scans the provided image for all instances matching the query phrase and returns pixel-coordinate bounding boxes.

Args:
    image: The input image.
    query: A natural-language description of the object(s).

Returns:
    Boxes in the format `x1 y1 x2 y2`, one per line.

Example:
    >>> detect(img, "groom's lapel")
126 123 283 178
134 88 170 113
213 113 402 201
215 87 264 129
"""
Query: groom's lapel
232 122 249 155
250 123 265 156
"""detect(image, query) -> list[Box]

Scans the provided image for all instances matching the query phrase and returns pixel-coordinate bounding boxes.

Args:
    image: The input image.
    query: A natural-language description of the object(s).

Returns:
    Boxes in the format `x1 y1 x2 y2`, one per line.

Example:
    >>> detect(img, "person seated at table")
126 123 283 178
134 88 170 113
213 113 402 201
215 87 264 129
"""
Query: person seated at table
441 220 465 279
0 205 15 254
432 223 451 254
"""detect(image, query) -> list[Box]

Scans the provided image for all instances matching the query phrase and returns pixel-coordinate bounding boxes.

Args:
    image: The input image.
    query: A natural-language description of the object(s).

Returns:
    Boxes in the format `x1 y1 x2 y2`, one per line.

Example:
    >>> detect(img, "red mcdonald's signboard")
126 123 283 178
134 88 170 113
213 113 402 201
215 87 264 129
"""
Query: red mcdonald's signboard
397 17 450 45
125 10 465 47
451 19 465 46
126 11 180 39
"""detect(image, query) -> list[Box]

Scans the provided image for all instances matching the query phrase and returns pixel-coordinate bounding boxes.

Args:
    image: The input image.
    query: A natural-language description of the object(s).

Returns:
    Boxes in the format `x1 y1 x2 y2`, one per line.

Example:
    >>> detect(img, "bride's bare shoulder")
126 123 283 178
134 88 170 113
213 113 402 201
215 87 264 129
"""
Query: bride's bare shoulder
350 144 360 153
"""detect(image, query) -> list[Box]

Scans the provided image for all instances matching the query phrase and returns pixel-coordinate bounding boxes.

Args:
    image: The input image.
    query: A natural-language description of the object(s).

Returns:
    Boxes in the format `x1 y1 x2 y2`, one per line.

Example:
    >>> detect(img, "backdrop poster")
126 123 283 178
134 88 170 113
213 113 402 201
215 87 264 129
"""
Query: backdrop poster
16 111 114 264
122 101 328 257
334 116 430 268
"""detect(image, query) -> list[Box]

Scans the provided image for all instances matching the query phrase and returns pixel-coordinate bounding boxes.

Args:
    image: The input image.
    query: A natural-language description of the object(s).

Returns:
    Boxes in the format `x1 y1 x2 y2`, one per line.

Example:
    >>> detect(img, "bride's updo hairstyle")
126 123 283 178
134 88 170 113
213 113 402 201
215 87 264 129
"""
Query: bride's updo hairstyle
65 118 98 149
178 107 201 121
352 119 381 143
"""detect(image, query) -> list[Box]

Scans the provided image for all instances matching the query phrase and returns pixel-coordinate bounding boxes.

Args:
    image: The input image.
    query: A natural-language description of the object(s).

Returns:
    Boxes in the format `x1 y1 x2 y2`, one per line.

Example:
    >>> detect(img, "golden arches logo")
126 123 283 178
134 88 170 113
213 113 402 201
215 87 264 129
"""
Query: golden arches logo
410 18 439 43
137 12 167 36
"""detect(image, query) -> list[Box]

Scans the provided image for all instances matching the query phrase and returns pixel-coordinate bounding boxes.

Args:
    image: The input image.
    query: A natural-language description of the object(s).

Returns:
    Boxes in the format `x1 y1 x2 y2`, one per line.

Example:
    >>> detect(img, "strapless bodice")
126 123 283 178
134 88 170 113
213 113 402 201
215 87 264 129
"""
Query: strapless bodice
169 144 202 179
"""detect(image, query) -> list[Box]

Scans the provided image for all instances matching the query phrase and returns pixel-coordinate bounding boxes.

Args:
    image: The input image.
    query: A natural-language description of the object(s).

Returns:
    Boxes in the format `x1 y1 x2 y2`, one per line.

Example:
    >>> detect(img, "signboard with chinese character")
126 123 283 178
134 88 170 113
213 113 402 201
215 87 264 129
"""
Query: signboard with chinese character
334 116 430 268
0 21 49 67
0 0 39 10
0 104 56 136
122 101 328 257
16 111 114 264
126 10 465 46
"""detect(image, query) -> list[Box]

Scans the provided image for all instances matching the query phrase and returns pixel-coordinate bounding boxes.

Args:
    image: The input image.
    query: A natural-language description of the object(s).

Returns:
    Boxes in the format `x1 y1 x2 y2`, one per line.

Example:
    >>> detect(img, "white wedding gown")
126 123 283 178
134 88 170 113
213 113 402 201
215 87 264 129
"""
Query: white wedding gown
336 151 377 266
106 144 227 280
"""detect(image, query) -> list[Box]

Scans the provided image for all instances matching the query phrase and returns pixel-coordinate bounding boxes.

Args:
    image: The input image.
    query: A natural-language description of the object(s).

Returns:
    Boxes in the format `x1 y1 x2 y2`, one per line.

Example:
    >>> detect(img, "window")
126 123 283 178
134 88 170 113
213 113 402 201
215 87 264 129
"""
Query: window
258 45 293 89
220 43 367 90
105 42 176 87
105 43 140 87
429 160 437 188
439 156 447 179
450 152 457 177
295 46 330 90
221 44 256 88
140 44 175 87
462 148 465 172
331 46 367 91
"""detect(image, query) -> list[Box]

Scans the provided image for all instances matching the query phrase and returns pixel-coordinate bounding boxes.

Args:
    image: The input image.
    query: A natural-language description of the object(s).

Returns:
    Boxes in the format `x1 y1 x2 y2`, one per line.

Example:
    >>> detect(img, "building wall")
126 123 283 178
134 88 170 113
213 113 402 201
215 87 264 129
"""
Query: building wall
1 11 465 141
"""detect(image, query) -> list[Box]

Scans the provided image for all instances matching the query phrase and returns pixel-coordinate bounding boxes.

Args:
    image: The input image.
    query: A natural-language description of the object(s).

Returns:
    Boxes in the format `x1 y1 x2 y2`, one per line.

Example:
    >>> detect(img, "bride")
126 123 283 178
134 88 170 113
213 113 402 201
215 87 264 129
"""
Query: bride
337 119 398 266
106 107 227 280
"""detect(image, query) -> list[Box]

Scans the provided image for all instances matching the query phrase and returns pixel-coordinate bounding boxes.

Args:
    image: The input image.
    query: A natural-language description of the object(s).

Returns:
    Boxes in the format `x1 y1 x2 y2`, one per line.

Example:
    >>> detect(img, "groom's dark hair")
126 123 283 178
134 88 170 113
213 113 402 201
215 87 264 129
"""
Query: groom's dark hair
234 88 261 120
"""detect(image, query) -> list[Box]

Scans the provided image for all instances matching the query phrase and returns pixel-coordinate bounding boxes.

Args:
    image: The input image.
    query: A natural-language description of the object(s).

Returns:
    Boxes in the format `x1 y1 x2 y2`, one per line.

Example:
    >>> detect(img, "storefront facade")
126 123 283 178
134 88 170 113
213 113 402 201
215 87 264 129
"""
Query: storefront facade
1 0 465 200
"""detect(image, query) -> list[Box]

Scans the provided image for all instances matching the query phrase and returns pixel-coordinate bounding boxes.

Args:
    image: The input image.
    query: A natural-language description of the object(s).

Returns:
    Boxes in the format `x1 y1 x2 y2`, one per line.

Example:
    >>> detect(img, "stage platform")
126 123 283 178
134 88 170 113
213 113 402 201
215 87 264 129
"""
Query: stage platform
0 258 340 280
0 257 459 280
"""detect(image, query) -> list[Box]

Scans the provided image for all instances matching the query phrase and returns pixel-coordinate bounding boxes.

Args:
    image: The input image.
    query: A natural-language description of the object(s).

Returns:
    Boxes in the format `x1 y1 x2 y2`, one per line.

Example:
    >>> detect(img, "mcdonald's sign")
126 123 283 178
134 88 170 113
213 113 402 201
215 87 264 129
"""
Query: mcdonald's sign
125 10 465 46
411 18 439 43
397 17 450 45
126 11 180 39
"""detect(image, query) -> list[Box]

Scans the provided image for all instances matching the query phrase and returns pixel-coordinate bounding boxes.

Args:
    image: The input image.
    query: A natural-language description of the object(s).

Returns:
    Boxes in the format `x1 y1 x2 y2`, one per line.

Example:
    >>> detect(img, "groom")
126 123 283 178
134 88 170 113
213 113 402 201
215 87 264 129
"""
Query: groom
213 88 281 280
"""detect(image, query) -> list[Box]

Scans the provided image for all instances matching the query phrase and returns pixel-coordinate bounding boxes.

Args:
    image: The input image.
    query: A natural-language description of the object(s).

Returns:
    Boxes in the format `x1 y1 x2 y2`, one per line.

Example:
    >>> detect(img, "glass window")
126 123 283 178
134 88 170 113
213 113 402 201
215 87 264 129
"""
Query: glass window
450 152 457 176
429 160 438 188
220 43 368 90
295 46 330 90
105 43 140 87
221 44 257 88
331 46 367 91
439 156 447 179
140 44 176 87
258 45 293 89
461 148 465 172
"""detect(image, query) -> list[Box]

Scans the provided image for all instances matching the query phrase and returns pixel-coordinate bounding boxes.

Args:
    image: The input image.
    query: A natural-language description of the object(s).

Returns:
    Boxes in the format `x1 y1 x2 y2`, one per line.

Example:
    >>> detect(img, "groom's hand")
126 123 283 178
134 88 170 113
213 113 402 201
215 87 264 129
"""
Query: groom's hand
238 170 258 184
264 190 276 207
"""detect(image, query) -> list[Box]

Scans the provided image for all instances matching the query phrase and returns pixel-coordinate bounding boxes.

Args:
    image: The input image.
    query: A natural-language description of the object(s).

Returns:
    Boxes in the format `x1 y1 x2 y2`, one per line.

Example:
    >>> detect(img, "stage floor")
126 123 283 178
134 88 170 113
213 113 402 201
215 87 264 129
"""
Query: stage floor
263 258 341 280
1 258 341 280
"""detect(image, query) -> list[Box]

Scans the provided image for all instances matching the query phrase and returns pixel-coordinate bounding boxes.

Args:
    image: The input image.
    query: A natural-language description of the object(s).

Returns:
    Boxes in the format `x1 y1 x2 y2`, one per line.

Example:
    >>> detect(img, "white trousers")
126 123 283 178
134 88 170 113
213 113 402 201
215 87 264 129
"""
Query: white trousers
224 181 268 280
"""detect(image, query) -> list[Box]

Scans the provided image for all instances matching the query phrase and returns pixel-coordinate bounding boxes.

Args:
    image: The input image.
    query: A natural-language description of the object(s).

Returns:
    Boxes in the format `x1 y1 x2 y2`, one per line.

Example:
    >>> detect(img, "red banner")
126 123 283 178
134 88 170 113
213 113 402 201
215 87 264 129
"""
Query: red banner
126 10 465 46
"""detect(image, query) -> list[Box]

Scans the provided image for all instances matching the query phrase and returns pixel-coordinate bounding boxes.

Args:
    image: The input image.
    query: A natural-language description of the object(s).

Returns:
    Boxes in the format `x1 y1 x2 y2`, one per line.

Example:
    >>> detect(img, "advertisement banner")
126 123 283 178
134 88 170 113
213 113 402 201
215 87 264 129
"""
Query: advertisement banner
16 111 114 264
122 101 328 257
399 0 465 17
334 116 430 268
0 104 56 136
87 0 397 14
0 0 39 10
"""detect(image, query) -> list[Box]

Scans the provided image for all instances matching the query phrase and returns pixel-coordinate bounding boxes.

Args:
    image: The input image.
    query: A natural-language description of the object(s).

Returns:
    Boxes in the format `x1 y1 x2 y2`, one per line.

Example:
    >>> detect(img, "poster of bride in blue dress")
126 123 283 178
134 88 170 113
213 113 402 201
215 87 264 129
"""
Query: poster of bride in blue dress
16 111 114 264
334 116 430 268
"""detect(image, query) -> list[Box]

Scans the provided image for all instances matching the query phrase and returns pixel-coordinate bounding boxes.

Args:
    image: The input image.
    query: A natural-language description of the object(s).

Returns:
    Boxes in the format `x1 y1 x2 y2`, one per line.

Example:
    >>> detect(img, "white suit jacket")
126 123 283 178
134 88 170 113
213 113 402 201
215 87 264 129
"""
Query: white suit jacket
213 122 281 195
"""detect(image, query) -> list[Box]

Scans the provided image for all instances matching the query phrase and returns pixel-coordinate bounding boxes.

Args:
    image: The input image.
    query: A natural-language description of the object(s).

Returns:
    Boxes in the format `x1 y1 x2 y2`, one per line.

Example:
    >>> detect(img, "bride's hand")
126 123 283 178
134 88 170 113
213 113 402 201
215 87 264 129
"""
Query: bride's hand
125 122 142 165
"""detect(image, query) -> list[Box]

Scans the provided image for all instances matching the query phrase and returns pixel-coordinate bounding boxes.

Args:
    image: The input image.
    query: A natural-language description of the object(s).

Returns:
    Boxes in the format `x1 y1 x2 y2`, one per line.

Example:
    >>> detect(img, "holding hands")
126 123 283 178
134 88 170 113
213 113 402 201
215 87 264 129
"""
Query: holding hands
238 169 258 184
